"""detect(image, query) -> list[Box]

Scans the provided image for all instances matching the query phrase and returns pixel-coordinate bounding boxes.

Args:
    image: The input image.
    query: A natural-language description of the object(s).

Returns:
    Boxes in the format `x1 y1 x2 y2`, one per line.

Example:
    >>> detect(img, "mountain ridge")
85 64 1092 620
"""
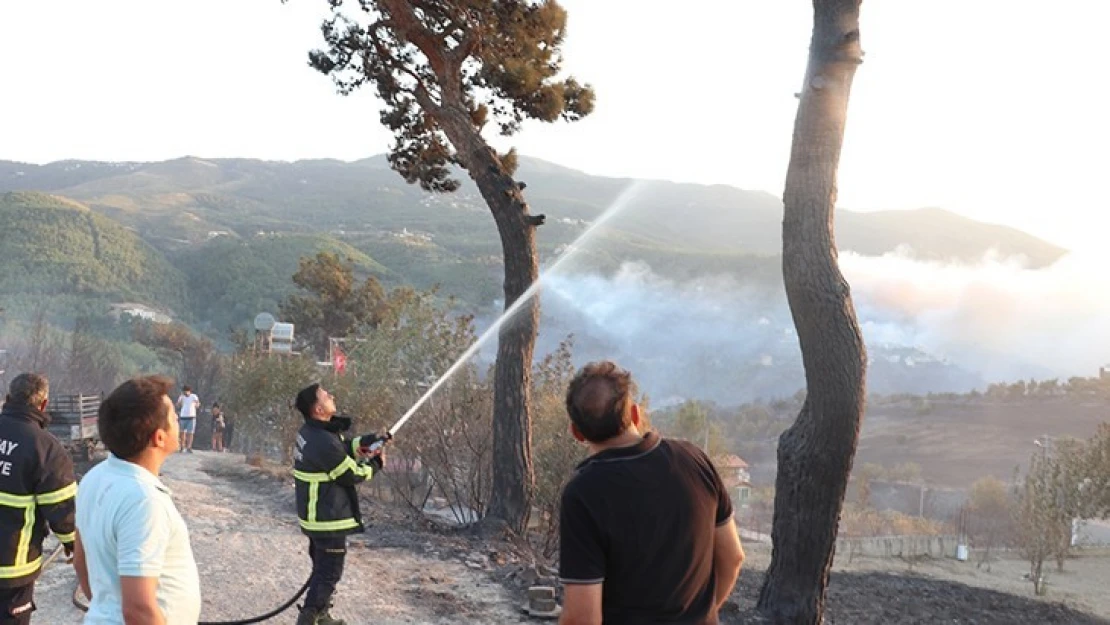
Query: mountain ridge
0 155 1068 269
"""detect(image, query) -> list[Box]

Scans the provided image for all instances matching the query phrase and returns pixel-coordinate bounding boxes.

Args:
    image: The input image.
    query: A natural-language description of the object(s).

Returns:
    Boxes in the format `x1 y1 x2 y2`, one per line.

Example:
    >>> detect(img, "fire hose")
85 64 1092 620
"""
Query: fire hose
71 575 313 625
41 543 66 570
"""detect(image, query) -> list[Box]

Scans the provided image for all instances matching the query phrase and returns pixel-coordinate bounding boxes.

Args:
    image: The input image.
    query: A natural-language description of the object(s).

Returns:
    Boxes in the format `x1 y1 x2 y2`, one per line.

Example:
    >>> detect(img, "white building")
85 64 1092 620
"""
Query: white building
109 303 172 324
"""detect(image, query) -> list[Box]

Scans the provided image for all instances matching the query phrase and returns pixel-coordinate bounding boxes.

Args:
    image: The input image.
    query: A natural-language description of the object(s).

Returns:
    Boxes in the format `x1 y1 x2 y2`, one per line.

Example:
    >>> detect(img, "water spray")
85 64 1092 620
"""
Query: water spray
380 181 646 441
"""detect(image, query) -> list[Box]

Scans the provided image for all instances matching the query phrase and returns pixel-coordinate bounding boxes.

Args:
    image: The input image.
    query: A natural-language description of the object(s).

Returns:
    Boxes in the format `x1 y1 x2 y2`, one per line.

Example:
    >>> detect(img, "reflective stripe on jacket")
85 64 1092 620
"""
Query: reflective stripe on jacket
0 403 77 588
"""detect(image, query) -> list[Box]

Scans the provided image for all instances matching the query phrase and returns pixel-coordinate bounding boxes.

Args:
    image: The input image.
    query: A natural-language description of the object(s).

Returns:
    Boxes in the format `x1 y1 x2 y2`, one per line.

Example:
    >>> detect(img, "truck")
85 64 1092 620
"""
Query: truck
46 393 102 462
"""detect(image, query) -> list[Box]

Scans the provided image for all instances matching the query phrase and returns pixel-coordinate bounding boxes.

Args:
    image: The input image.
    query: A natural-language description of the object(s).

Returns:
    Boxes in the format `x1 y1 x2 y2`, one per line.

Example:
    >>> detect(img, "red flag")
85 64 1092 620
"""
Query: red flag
333 343 348 376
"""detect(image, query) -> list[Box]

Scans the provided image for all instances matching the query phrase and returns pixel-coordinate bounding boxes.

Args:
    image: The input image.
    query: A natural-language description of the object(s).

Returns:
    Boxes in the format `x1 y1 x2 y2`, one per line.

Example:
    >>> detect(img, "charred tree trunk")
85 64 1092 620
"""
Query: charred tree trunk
438 110 538 534
756 1 867 623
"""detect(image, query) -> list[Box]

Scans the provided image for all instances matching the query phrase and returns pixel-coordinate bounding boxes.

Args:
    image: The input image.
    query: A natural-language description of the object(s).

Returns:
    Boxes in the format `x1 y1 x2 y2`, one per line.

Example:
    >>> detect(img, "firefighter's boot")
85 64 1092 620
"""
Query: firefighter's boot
295 606 320 625
315 609 346 625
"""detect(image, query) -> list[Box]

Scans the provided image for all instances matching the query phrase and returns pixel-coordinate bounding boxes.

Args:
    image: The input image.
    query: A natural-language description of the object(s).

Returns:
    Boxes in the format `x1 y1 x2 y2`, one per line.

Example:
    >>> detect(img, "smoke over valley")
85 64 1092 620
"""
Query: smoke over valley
518 247 1110 406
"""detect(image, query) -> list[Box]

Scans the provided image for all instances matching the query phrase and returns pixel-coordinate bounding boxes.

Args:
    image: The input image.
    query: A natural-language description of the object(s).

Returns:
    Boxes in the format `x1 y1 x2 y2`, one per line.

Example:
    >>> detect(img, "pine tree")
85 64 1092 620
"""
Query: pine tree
299 0 594 531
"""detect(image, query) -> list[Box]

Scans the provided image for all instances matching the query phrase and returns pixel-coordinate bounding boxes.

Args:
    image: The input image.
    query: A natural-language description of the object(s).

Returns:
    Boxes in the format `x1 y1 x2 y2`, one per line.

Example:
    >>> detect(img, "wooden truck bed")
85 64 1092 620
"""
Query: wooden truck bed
46 393 101 460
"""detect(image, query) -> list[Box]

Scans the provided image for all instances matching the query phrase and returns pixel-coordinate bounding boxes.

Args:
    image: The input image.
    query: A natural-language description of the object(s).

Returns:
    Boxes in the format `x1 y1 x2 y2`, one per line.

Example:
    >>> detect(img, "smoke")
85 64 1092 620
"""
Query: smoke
489 248 1110 405
536 262 800 405
840 247 1110 383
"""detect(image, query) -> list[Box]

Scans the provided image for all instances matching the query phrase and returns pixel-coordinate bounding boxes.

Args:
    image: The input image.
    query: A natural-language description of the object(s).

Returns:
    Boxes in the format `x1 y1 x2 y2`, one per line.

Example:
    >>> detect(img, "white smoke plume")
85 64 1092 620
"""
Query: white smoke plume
840 247 1110 383
536 262 799 405
498 247 1110 404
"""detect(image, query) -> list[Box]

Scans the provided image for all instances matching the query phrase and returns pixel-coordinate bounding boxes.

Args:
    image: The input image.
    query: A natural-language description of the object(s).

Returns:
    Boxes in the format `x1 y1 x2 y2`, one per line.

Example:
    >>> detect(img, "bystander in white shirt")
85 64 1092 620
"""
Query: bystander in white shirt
76 455 201 624
176 392 199 418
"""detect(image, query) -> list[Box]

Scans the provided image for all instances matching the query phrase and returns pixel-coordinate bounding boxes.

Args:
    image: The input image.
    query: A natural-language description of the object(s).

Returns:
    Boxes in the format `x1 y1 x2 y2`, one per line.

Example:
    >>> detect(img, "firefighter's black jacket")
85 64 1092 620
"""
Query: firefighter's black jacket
293 417 379 538
0 402 77 588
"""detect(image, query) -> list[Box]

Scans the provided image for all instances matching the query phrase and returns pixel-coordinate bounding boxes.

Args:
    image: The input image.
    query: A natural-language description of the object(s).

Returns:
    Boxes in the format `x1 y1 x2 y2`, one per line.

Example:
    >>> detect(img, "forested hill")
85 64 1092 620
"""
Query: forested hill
0 191 186 317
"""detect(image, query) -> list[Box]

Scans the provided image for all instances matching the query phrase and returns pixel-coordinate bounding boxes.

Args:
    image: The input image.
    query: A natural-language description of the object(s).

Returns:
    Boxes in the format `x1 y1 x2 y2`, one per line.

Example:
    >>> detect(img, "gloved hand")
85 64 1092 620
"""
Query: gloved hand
358 432 391 471
362 453 384 472
357 432 391 455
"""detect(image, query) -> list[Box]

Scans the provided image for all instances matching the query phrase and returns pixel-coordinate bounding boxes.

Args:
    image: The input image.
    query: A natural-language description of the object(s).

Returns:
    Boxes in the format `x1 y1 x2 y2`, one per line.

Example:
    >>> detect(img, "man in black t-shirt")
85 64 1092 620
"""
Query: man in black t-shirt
558 361 745 625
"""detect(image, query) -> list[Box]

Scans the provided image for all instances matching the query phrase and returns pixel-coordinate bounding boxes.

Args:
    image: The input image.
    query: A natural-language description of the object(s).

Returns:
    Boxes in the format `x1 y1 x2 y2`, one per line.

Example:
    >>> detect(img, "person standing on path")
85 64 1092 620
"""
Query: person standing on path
292 383 387 625
174 386 199 453
210 402 225 453
73 375 201 625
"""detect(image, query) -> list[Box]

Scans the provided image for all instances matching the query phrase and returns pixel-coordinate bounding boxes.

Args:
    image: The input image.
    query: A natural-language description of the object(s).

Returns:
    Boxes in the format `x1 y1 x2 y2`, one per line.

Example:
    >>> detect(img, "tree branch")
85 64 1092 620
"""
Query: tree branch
378 0 449 74
366 21 441 112
377 0 466 102
451 31 479 67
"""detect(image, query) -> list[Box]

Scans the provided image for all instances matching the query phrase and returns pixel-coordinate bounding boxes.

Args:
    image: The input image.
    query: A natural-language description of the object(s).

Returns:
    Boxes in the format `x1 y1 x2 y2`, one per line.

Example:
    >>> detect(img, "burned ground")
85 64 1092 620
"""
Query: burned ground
725 569 1106 625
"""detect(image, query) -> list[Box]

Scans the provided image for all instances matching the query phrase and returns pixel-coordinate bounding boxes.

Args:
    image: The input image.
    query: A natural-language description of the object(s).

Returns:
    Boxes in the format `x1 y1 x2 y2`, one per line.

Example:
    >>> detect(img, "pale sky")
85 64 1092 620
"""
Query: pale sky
1 1 1106 254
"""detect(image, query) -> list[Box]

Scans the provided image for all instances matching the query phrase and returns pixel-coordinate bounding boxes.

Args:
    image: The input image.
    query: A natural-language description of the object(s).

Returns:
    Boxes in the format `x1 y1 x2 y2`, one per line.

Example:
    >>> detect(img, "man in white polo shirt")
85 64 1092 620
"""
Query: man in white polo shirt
73 375 200 624
174 385 199 454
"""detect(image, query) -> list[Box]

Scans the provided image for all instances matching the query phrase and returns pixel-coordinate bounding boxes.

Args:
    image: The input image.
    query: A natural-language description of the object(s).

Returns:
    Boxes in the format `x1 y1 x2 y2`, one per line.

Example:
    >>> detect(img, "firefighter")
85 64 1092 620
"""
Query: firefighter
292 383 387 625
0 373 77 624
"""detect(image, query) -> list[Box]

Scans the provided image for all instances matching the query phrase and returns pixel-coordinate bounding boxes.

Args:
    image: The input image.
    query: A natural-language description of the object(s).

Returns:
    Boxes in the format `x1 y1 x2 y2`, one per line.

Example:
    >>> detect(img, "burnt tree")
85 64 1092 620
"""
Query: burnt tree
756 0 867 623
299 0 593 532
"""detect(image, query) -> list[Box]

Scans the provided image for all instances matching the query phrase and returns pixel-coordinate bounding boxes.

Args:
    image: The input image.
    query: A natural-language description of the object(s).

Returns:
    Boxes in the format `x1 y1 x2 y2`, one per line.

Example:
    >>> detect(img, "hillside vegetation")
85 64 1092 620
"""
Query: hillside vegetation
0 191 186 316
176 233 389 333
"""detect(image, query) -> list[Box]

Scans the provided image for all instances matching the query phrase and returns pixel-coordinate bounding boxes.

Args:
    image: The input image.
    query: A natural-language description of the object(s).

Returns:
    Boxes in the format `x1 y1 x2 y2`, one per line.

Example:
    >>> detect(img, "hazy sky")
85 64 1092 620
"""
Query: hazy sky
1 1 1106 253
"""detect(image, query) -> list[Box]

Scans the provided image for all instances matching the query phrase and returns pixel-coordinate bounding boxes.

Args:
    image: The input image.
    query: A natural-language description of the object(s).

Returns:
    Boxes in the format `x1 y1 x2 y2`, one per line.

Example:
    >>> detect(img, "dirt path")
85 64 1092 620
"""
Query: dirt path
34 451 537 624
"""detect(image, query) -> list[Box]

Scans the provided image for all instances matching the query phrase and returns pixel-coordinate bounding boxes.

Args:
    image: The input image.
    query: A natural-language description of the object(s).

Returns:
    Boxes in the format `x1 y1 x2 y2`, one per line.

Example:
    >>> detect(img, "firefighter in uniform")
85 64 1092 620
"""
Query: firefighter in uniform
0 374 77 624
292 383 386 625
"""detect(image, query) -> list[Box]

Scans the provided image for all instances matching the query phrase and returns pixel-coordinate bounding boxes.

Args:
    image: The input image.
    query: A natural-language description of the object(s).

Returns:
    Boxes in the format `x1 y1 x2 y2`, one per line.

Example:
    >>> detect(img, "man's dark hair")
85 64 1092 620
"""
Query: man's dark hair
295 383 320 420
566 361 634 443
7 373 49 407
183 385 192 393
99 375 174 460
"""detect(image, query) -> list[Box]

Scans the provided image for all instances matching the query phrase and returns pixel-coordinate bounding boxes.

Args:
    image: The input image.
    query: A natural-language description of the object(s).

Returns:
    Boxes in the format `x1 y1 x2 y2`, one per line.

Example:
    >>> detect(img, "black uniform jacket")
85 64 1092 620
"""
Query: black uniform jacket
293 417 379 538
0 402 77 588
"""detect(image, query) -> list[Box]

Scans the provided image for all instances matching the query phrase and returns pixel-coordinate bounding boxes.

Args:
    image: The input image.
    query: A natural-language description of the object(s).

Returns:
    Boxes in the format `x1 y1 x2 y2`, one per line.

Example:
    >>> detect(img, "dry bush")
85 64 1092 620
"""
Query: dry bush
840 503 946 537
385 365 493 523
964 476 1015 570
221 351 318 462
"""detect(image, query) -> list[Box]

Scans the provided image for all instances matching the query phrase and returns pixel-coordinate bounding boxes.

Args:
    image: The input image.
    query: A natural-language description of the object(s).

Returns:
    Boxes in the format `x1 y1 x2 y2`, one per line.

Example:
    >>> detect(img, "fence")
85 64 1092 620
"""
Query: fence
835 534 961 563
864 480 968 521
